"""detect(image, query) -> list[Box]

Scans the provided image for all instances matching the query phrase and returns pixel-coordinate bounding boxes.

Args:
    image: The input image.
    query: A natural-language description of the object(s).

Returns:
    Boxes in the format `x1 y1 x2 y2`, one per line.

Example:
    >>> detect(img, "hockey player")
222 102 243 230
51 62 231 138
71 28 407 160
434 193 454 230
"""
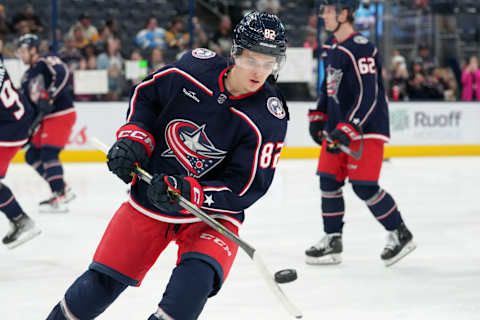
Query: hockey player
46 11 287 320
0 40 41 249
17 34 76 213
305 0 416 267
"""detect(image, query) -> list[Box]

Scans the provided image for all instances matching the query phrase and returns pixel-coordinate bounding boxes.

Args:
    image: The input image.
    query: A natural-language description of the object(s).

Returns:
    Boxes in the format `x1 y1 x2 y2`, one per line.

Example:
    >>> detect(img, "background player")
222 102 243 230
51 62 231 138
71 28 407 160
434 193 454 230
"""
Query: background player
305 0 416 267
46 11 288 320
17 34 77 213
0 39 41 249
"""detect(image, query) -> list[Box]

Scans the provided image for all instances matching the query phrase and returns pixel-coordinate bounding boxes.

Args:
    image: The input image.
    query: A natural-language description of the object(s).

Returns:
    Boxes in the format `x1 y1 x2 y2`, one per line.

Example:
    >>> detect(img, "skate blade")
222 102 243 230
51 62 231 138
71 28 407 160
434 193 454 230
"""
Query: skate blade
64 192 76 204
384 241 417 267
305 253 342 265
5 228 42 249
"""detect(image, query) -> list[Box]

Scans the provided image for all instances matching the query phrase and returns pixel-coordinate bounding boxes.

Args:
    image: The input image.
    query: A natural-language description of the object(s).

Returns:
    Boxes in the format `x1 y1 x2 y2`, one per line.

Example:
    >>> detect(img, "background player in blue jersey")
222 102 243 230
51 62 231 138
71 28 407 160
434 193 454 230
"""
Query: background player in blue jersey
0 40 41 249
17 34 76 214
306 0 416 267
46 11 288 320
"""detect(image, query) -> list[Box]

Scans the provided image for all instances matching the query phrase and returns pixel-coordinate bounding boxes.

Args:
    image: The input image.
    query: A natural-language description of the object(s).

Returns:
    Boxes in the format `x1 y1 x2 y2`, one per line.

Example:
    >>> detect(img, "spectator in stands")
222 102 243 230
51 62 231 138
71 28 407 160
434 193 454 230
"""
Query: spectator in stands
68 13 100 46
391 49 407 71
165 16 189 58
82 44 97 62
0 5 11 37
148 47 166 74
71 25 89 50
414 44 437 74
135 16 166 50
191 16 208 49
389 60 409 101
303 30 318 50
11 4 43 35
209 15 233 56
461 55 480 101
106 18 119 38
58 37 83 70
97 37 124 101
256 0 282 14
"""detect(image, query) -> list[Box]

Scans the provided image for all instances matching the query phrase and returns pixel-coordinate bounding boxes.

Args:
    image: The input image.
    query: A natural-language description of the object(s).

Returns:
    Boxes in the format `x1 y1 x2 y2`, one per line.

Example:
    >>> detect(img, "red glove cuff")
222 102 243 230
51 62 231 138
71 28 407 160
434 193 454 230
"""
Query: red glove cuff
335 122 360 142
164 175 204 210
308 111 328 123
39 90 50 100
116 124 155 156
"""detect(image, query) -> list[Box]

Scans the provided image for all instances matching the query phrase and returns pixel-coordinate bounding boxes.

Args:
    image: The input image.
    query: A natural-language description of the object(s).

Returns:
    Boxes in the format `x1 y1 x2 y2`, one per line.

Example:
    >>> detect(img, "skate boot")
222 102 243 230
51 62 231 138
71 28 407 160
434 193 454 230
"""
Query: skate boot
381 222 416 267
148 308 173 320
2 213 42 249
305 233 343 265
39 186 76 213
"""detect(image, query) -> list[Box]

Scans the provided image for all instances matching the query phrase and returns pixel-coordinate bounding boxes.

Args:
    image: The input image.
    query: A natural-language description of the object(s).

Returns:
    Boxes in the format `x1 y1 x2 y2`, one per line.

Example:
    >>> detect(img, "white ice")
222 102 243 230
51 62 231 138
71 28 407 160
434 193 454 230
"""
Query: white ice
1 157 480 320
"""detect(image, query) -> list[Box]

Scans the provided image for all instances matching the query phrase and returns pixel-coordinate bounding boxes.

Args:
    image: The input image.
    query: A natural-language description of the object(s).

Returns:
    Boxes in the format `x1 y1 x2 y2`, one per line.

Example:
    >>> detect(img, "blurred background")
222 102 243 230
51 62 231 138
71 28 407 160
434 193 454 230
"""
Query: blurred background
2 0 480 102
2 0 480 159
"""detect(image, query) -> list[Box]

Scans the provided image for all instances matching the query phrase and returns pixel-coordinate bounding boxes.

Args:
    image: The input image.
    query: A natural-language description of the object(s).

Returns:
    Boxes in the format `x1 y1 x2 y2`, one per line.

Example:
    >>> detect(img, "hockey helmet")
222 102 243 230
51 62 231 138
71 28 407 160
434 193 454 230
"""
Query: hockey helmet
17 33 40 49
321 0 360 20
232 11 287 73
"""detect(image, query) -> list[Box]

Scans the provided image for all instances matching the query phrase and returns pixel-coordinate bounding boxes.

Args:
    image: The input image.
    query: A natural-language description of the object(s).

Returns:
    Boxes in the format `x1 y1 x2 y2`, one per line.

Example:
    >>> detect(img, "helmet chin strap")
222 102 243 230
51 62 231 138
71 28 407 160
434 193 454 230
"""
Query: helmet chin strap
332 14 346 33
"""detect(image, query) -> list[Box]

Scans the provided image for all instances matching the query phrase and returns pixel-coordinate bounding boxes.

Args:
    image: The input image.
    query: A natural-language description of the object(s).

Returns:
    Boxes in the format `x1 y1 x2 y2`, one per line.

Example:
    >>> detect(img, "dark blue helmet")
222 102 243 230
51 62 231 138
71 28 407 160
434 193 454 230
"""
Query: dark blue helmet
232 11 287 59
17 33 39 49
321 0 360 19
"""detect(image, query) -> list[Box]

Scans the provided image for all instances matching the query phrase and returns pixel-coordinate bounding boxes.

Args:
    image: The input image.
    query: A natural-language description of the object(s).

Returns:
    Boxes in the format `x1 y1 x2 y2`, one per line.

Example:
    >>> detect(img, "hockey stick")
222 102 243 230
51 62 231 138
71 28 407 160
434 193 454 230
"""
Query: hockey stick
324 133 364 160
88 136 303 319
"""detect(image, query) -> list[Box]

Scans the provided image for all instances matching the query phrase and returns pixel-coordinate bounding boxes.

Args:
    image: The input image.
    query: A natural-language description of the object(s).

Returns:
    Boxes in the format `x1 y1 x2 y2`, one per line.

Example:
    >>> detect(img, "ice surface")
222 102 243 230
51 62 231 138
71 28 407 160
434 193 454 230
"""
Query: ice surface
1 158 480 319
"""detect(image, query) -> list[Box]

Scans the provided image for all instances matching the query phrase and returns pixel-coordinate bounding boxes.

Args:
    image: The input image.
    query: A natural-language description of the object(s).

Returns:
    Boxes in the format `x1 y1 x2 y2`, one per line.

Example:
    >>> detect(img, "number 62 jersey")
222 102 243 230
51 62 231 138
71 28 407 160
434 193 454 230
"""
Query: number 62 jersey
318 33 390 141
127 49 288 227
0 55 35 147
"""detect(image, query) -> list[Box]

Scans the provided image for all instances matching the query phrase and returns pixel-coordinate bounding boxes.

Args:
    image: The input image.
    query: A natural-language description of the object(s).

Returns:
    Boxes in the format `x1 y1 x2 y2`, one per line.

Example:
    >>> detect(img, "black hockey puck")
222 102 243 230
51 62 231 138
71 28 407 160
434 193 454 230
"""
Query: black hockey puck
274 268 297 283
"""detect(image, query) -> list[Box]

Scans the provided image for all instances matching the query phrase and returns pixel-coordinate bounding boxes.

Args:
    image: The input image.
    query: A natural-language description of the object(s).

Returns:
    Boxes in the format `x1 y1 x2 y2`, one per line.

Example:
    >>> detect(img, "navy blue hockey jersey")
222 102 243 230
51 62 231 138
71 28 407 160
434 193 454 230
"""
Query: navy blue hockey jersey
126 48 288 227
21 53 74 114
0 55 35 146
317 33 390 141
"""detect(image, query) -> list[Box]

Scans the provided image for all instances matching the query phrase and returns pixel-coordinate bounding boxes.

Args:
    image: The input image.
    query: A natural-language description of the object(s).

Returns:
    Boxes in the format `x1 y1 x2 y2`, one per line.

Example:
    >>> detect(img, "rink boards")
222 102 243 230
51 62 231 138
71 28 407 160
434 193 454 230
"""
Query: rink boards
12 101 480 162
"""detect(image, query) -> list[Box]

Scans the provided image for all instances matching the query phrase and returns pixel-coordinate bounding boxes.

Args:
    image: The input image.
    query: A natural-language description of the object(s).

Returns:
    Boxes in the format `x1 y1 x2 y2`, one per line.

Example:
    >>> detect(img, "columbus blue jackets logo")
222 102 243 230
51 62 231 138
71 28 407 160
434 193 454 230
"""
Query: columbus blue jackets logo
266 97 286 119
162 120 227 177
326 64 343 104
192 48 216 59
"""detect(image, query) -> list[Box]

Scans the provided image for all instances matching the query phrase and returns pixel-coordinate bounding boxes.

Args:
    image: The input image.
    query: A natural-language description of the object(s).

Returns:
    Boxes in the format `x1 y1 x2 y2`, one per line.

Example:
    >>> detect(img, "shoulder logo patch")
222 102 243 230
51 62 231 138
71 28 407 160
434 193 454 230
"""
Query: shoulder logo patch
267 97 286 119
353 35 369 44
192 48 216 59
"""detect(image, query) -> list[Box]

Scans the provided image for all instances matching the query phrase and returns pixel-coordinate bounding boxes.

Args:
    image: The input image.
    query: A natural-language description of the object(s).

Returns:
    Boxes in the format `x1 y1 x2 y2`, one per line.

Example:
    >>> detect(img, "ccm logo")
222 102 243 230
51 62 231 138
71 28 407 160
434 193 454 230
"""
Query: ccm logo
118 129 154 150
340 125 359 139
200 233 232 257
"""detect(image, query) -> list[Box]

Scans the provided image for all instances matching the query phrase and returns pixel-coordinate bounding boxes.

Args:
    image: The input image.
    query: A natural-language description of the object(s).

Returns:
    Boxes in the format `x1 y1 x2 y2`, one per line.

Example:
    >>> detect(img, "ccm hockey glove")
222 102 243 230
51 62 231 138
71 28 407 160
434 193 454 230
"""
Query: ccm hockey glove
308 109 327 145
327 121 361 154
107 123 155 183
147 174 204 214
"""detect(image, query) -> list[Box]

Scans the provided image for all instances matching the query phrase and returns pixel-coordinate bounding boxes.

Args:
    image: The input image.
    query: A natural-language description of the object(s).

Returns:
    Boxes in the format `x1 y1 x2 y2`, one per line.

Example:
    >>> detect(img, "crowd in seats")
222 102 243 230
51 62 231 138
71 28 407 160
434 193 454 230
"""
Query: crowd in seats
0 2 479 102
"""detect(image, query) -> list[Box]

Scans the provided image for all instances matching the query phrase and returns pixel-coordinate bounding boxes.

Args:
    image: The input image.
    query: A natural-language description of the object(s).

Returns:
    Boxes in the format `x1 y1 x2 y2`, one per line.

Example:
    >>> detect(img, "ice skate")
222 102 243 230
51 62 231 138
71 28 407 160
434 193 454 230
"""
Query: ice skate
39 186 76 213
2 213 41 249
305 233 343 265
381 223 416 267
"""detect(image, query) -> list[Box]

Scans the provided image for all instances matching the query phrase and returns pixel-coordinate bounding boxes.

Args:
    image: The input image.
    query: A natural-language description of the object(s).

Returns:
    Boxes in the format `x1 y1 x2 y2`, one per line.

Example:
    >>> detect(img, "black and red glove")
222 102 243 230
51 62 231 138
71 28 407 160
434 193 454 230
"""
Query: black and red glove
107 123 155 183
147 174 204 214
308 109 328 145
327 121 361 154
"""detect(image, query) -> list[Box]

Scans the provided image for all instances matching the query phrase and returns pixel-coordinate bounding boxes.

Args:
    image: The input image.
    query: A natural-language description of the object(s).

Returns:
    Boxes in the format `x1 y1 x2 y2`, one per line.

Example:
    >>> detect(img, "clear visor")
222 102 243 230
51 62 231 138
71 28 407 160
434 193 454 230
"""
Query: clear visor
232 46 286 74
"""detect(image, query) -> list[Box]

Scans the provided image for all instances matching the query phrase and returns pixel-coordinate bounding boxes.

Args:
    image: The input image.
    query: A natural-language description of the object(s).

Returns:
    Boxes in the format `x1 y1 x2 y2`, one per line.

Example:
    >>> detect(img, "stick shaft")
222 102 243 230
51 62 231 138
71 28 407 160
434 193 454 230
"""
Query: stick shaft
87 136 303 318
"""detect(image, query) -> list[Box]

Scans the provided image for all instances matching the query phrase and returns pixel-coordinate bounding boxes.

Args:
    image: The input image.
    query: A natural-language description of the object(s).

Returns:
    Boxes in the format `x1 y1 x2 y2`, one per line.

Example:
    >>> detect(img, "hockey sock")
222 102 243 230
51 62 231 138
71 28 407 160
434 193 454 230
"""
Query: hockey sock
352 185 403 231
158 259 216 320
320 176 345 234
40 146 65 193
48 269 127 319
0 183 24 220
25 146 44 178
